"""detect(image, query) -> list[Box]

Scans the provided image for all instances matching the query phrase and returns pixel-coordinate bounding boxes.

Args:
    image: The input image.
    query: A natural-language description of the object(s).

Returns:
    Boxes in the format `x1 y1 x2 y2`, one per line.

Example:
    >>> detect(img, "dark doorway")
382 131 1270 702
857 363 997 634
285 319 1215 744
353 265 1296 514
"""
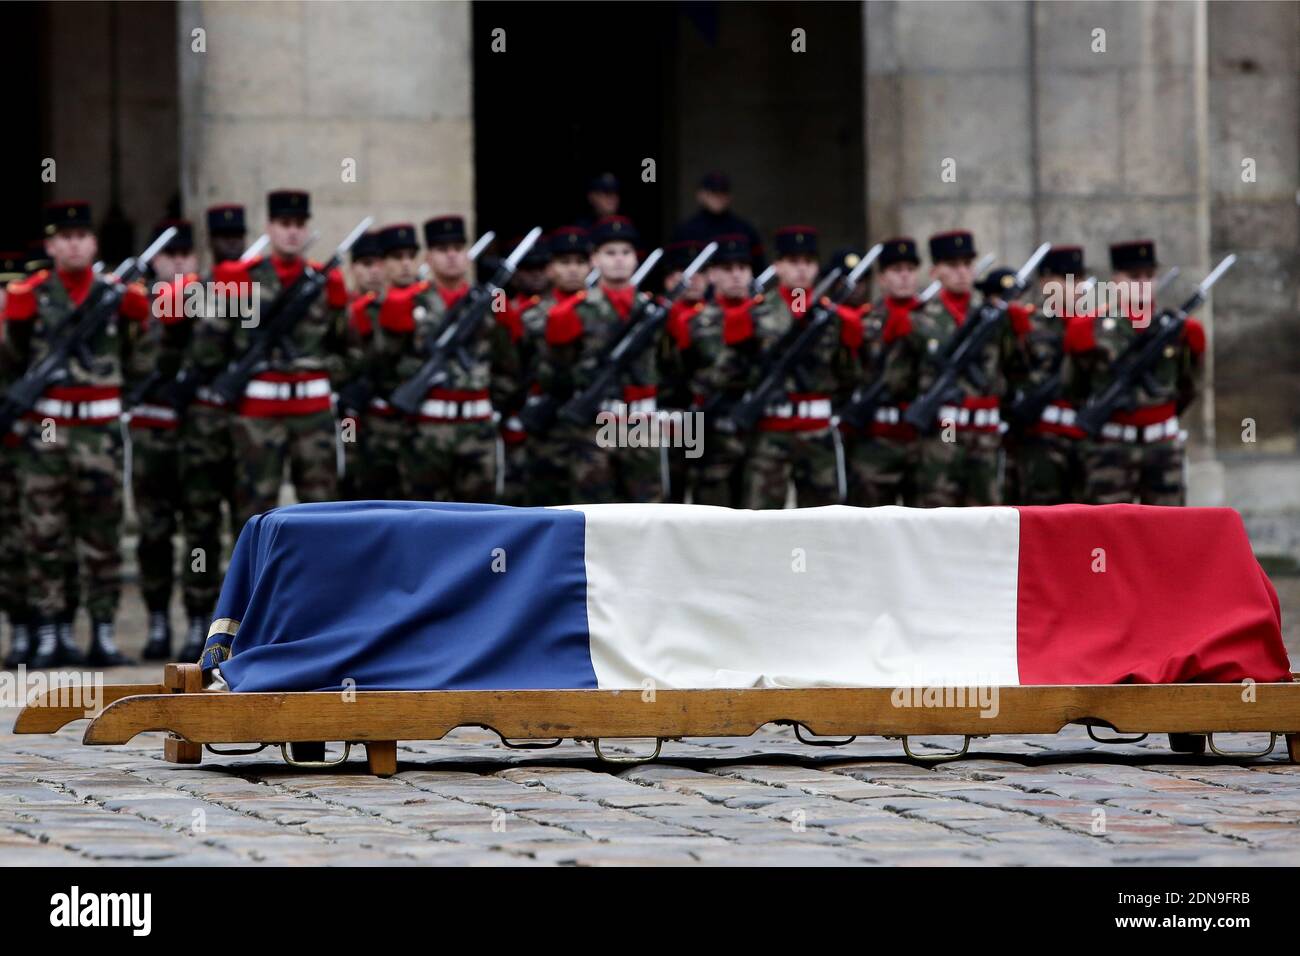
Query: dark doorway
2 2 46 252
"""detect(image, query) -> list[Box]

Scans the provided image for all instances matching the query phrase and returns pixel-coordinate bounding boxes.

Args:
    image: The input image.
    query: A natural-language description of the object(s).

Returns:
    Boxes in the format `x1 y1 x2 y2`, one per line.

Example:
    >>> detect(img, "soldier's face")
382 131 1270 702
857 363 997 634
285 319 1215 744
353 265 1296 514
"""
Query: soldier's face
46 229 97 272
1114 268 1155 315
932 258 974 294
549 254 588 292
386 249 420 287
153 250 196 279
591 242 637 285
709 262 753 300
211 235 246 264
268 217 309 257
879 262 918 300
697 189 730 214
589 191 619 217
775 255 818 292
664 268 708 302
428 243 468 284
351 257 385 295
514 265 550 296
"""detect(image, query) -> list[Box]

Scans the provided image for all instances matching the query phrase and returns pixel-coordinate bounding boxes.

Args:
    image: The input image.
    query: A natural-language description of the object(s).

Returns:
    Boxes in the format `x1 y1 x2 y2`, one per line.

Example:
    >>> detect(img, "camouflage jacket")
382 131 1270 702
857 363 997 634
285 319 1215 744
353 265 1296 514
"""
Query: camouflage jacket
659 297 708 410
535 285 657 409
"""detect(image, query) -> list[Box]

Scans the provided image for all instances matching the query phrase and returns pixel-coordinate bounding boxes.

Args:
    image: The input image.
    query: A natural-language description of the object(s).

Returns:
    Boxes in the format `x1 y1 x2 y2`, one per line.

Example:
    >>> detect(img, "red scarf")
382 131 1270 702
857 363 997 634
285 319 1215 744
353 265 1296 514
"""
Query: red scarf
438 282 470 311
939 289 971 326
602 283 636 320
58 268 94 307
886 295 918 324
271 255 305 288
779 285 808 318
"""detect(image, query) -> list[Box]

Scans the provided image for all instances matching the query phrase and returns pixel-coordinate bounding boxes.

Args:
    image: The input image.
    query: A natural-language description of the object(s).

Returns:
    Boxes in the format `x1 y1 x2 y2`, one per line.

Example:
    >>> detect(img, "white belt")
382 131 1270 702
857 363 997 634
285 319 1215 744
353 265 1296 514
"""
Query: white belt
1040 404 1077 427
419 398 493 420
599 397 658 415
1101 414 1179 444
938 404 1001 428
131 403 179 423
33 397 122 420
874 406 902 424
764 398 832 420
244 377 332 401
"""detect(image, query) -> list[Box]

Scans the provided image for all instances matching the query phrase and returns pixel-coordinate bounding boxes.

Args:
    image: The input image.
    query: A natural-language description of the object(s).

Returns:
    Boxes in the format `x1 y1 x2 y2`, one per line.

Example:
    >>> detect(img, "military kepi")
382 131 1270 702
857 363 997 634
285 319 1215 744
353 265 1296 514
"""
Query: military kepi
929 230 975 263
879 237 920 268
207 204 247 237
43 200 93 236
1041 245 1085 277
424 215 466 247
590 216 638 248
153 219 194 252
268 189 311 220
378 223 419 255
712 233 752 265
1110 239 1157 272
351 231 383 262
774 225 818 258
549 226 591 257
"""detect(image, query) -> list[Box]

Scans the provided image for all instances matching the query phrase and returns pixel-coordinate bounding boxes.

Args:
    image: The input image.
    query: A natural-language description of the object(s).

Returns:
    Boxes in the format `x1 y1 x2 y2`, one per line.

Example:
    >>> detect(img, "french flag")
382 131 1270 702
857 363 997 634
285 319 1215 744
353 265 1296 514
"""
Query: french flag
206 501 1289 692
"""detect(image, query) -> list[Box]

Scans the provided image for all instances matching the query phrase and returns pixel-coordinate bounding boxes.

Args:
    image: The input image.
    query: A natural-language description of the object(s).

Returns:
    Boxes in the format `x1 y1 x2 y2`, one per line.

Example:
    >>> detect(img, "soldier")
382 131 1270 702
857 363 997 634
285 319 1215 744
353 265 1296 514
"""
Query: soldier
672 172 765 270
657 240 709 503
0 251 33 665
742 226 860 509
382 215 517 501
496 236 551 505
125 220 197 659
518 227 591 506
191 189 348 533
3 200 150 666
843 238 922 507
1006 245 1089 505
879 231 1026 507
536 216 661 504
338 229 385 501
1061 239 1203 505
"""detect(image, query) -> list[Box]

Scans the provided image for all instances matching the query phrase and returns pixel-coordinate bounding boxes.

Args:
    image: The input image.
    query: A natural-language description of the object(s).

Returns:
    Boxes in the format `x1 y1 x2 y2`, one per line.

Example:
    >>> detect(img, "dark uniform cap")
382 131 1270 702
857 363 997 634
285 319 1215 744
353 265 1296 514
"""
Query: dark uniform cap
1110 239 1157 272
423 215 467 247
587 173 620 194
590 216 639 249
267 189 311 220
711 233 752 265
350 230 384 262
43 200 93 236
1040 245 1085 277
928 230 976 263
879 237 921 268
0 251 26 283
376 223 419 255
549 226 592 258
699 171 731 193
207 204 247 237
513 234 552 269
152 219 194 253
975 267 1019 298
664 240 703 271
774 225 819 258
823 247 863 279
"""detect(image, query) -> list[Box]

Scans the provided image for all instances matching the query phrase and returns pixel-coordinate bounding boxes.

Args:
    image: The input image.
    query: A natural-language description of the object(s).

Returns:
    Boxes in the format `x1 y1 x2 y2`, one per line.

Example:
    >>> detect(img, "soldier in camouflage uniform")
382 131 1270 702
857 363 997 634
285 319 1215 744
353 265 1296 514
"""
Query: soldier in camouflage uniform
0 251 34 665
3 200 149 667
1005 245 1088 504
338 229 386 500
190 190 348 533
124 220 197 659
879 231 1027 507
377 215 517 501
517 228 592 506
536 216 662 504
496 236 551 505
656 240 709 504
734 226 861 509
842 239 922 507
1061 239 1203 505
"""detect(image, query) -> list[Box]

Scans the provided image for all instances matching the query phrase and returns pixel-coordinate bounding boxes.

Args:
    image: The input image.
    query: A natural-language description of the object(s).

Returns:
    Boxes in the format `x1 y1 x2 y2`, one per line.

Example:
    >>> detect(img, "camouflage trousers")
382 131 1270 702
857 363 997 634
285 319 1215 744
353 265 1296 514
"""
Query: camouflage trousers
180 404 235 615
20 422 123 622
1079 437 1185 506
400 419 497 502
913 430 1003 507
230 411 339 532
342 412 404 501
1013 432 1080 505
0 440 28 620
845 432 917 507
520 432 572 507
129 426 181 613
746 428 839 510
552 420 663 505
690 427 749 507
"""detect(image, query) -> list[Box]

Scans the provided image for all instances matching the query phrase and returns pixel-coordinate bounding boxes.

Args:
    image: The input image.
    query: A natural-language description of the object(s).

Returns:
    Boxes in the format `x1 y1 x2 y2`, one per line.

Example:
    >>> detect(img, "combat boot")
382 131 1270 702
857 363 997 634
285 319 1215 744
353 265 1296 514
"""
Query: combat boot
86 620 134 668
142 610 172 661
178 615 209 663
3 617 33 668
56 617 83 666
30 621 61 669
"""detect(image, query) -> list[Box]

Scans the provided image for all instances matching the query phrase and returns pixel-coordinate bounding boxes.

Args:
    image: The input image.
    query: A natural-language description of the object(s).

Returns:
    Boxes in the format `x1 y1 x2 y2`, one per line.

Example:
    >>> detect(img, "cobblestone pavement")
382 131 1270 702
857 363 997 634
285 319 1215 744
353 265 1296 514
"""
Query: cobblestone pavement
1 579 1298 866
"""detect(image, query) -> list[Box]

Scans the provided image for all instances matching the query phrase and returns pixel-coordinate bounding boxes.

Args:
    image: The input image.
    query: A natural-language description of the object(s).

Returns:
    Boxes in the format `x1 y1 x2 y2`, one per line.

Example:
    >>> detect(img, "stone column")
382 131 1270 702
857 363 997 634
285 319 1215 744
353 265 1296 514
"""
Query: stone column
177 0 475 262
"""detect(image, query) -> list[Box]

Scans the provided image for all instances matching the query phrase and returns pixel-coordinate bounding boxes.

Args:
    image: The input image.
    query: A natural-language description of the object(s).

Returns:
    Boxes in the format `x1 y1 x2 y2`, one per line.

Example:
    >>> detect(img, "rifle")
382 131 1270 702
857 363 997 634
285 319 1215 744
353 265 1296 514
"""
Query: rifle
1075 255 1235 437
720 244 883 433
0 227 178 434
750 265 777 296
902 243 1051 434
207 218 373 407
1006 265 1179 430
389 228 542 416
558 242 717 426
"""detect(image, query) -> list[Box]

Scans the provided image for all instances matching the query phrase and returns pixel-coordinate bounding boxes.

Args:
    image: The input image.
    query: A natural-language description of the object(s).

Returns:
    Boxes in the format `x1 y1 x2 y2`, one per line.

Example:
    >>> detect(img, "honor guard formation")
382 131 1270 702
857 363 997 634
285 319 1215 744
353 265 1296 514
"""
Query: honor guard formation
2 170 1215 666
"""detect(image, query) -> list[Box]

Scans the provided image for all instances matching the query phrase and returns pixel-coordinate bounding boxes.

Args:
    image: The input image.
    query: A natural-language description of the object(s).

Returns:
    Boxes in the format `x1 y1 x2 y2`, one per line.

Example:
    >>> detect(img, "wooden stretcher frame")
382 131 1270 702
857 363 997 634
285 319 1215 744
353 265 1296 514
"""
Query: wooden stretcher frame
14 665 1300 777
